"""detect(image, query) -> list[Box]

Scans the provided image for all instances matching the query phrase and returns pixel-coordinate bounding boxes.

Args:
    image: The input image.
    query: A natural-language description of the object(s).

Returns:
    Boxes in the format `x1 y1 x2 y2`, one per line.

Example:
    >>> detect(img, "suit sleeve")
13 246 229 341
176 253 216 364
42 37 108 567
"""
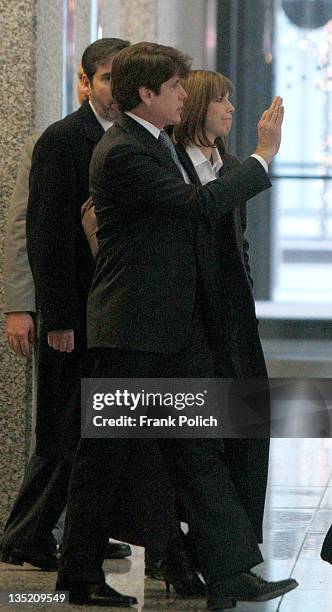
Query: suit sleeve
220 153 254 287
26 129 79 331
3 135 39 313
239 203 254 288
94 144 271 225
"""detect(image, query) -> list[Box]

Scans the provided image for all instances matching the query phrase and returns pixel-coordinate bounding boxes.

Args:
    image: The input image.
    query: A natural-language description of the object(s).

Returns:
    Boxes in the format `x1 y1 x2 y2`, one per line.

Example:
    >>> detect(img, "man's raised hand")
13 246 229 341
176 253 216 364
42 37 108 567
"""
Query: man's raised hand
255 96 284 166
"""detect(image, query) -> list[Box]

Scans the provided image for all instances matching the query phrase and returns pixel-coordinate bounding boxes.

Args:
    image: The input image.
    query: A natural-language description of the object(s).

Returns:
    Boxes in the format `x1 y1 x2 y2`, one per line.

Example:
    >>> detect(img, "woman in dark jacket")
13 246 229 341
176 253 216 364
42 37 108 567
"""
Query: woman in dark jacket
173 70 270 544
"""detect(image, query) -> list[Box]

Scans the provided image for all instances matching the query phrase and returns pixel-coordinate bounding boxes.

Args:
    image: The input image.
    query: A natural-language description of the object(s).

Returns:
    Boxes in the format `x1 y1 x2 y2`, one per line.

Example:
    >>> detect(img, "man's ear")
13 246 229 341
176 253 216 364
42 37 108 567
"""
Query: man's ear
138 85 154 107
82 73 92 96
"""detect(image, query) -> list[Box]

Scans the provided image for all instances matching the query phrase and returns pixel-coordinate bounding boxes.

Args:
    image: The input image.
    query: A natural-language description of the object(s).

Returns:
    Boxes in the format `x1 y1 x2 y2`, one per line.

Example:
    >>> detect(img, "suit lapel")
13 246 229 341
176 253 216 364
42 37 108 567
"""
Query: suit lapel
78 100 105 144
175 144 201 186
116 113 184 179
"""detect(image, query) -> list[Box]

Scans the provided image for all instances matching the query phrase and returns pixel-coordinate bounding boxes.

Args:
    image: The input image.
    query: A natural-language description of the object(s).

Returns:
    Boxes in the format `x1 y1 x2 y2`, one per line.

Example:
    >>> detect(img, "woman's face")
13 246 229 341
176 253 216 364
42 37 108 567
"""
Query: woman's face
204 90 235 142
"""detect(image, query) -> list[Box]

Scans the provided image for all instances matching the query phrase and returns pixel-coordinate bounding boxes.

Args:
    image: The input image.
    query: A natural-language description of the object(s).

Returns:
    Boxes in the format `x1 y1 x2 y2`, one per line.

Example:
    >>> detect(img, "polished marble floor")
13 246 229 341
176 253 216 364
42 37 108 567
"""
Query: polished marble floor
0 439 332 611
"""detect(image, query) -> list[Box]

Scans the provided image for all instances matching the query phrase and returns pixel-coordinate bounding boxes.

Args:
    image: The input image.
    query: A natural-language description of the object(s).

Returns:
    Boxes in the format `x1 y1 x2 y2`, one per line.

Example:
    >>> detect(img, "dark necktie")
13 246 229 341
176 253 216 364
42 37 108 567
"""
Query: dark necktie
158 130 183 176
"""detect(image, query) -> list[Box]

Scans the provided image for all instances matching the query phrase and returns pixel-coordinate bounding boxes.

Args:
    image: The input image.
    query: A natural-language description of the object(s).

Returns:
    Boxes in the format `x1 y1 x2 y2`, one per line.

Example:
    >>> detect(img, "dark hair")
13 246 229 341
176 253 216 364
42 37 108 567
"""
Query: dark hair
111 42 191 111
173 70 234 151
82 38 130 83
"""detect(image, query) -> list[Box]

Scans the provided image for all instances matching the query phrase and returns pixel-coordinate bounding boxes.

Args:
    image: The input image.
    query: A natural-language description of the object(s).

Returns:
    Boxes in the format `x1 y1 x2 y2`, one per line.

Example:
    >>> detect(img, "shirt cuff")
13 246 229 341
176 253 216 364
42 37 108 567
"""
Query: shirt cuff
250 154 268 174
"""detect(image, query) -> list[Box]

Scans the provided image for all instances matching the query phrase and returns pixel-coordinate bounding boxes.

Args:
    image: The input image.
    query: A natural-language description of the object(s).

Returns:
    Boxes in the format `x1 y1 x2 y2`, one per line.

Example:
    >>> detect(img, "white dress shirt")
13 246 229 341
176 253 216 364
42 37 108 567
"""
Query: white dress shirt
125 111 161 139
184 145 223 185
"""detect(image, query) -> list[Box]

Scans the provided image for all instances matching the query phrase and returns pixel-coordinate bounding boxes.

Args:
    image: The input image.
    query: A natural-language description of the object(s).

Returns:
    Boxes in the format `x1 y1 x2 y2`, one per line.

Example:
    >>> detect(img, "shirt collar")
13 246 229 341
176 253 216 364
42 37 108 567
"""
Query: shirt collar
125 111 161 140
89 100 113 131
185 143 223 173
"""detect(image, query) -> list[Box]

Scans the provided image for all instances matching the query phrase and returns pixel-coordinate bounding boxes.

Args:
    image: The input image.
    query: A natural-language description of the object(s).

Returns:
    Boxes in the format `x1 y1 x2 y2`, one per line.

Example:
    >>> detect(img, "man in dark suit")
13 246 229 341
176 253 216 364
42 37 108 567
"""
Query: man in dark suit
1 38 131 573
57 43 297 609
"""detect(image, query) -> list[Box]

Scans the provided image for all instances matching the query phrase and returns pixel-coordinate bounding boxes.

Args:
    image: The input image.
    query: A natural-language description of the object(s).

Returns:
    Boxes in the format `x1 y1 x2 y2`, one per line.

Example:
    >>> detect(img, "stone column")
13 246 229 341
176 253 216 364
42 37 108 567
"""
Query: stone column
0 0 37 533
0 0 66 533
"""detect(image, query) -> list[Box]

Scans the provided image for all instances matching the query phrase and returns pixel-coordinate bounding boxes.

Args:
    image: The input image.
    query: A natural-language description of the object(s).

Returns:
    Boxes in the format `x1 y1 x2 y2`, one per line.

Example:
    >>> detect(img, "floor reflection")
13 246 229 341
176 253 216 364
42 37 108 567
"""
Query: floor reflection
0 439 332 611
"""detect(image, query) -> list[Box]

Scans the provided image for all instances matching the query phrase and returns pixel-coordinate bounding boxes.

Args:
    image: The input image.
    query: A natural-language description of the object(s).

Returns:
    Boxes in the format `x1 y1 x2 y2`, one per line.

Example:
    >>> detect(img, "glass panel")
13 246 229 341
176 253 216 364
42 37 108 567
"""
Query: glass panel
273 0 332 303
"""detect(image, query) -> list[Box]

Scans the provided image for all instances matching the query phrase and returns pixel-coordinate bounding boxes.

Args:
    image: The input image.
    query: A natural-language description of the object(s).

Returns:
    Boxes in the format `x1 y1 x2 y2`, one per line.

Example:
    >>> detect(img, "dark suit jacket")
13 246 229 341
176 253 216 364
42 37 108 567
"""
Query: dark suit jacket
88 112 271 353
26 100 104 455
27 100 104 332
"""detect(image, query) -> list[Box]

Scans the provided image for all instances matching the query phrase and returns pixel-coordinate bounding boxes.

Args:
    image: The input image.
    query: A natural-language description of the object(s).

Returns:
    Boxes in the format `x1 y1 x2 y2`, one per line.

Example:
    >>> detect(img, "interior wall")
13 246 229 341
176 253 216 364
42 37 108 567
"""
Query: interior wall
156 0 216 69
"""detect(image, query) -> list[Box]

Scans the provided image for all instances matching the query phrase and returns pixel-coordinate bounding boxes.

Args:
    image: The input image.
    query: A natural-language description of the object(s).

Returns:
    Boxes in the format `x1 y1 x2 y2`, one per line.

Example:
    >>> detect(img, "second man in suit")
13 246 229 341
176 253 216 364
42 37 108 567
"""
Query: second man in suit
1 37 131 571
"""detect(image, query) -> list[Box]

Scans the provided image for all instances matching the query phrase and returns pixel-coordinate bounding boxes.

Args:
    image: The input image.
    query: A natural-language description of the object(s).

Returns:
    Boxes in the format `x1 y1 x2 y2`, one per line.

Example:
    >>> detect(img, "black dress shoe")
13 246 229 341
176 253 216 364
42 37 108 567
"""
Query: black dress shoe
1 546 59 571
55 581 137 607
105 541 132 559
209 571 298 603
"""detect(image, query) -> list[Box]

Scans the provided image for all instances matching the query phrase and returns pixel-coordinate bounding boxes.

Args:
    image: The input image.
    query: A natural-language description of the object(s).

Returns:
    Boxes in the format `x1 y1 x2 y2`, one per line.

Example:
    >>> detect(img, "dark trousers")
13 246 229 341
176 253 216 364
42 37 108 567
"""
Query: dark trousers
2 452 72 553
59 312 263 586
